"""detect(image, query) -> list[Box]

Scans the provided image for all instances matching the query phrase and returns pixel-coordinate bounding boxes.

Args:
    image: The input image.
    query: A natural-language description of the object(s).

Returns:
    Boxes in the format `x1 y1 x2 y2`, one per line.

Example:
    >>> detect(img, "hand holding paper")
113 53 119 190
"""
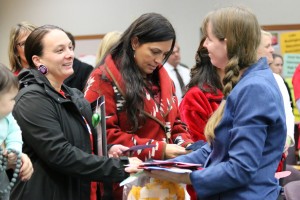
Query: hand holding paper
122 144 156 153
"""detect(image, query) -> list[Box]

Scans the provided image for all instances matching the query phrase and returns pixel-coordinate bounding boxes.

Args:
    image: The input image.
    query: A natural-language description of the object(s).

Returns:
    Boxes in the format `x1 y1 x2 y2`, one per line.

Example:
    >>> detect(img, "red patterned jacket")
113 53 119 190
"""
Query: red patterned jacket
84 55 192 161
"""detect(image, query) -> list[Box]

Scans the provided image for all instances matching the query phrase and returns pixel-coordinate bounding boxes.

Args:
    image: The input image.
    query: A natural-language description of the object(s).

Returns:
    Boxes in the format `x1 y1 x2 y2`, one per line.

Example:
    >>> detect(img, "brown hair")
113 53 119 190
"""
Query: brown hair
8 21 36 73
25 25 65 69
203 7 261 143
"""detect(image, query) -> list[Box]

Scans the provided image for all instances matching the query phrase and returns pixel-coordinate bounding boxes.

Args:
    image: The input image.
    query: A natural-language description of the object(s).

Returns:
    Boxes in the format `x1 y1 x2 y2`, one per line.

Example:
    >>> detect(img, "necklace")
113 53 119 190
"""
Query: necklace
0 147 22 194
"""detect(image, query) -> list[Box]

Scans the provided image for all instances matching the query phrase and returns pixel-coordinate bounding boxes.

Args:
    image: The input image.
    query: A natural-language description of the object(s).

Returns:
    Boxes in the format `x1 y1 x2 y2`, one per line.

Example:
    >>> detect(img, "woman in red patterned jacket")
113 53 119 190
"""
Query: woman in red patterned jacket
84 13 193 199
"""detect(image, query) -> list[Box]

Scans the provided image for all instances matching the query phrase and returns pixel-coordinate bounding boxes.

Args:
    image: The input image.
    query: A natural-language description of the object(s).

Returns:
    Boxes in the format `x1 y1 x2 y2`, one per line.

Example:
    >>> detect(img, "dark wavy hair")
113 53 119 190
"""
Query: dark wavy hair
110 13 176 131
187 37 223 94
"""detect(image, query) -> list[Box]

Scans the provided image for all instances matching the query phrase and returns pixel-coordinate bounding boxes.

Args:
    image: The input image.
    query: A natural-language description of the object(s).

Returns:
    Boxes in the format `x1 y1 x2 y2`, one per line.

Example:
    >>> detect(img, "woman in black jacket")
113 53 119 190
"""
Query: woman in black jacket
11 25 140 200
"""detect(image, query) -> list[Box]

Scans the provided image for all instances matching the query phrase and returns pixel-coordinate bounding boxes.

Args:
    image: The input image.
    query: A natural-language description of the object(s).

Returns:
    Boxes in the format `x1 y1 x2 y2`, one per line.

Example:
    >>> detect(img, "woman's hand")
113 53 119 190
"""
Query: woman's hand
165 144 189 159
125 157 143 173
283 136 292 157
108 144 129 158
19 153 33 181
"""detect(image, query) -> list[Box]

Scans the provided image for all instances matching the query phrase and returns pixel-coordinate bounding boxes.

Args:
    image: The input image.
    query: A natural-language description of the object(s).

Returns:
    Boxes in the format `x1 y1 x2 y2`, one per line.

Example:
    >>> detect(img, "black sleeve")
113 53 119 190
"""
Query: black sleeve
13 89 129 182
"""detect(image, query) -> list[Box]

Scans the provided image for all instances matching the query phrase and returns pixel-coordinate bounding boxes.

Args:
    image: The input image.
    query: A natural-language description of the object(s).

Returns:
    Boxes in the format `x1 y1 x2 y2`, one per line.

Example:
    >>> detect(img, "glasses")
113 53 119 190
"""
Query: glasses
17 41 26 48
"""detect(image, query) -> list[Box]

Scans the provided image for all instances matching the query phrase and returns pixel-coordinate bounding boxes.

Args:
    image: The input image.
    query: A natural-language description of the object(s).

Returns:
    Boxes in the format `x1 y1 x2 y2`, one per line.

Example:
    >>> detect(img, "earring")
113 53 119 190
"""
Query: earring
132 49 136 58
38 65 48 75
131 45 136 58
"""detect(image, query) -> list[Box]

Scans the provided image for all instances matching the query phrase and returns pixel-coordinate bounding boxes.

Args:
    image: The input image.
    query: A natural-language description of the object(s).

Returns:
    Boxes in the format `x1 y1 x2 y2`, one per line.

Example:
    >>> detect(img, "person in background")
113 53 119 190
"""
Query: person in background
271 53 294 110
178 34 224 200
293 65 300 113
164 42 191 103
85 13 193 199
270 53 284 75
8 21 36 75
257 31 295 167
64 31 94 92
10 25 141 200
94 31 122 67
179 36 223 143
259 31 300 192
140 7 286 199
0 63 33 200
292 64 300 165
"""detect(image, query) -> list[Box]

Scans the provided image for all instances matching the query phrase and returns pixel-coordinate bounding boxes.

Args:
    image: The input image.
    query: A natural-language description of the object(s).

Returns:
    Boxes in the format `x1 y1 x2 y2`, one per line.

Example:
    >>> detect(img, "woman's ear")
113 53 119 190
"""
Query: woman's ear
32 55 41 68
131 36 139 50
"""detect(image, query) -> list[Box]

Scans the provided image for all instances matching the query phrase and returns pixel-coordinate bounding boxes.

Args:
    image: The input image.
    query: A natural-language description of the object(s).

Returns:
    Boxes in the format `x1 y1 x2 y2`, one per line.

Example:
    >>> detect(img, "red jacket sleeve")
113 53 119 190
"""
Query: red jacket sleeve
179 87 217 142
292 64 300 100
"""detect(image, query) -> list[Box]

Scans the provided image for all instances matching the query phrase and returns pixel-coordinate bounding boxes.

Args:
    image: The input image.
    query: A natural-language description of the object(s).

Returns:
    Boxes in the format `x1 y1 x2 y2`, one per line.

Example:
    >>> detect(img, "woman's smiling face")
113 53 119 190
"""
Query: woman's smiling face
33 29 75 84
203 22 228 69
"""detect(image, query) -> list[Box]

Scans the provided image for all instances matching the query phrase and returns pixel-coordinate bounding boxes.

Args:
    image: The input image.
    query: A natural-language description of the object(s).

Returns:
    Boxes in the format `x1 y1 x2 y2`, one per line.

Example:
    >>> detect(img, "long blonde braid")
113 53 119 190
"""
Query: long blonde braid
205 57 240 143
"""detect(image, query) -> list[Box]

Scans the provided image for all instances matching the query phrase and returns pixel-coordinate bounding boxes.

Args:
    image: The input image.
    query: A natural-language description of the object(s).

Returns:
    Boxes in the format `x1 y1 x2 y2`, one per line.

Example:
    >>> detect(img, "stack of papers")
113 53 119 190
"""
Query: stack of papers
120 160 202 187
138 160 203 173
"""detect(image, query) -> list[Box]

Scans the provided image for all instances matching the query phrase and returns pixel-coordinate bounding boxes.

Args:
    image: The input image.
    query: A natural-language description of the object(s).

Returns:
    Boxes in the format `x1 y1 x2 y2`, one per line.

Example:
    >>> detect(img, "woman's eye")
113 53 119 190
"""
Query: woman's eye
151 50 160 55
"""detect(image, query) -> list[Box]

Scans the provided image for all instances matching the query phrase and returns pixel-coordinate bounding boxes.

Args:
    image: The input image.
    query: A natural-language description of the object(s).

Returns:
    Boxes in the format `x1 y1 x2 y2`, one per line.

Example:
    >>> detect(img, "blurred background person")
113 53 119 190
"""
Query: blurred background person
270 53 284 75
180 36 223 143
8 21 36 75
164 42 190 103
270 53 294 109
257 30 296 189
257 30 295 153
292 64 300 166
94 31 122 67
64 31 93 92
179 35 224 200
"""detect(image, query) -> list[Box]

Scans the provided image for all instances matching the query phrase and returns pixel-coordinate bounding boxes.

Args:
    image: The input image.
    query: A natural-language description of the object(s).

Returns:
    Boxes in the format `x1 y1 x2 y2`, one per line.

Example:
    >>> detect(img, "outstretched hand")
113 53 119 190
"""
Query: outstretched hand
125 157 143 173
165 144 189 159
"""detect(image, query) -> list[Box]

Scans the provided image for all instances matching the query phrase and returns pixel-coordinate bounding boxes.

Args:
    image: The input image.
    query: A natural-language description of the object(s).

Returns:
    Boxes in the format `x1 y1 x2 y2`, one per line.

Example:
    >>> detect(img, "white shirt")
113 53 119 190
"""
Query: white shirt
164 62 191 103
273 73 295 145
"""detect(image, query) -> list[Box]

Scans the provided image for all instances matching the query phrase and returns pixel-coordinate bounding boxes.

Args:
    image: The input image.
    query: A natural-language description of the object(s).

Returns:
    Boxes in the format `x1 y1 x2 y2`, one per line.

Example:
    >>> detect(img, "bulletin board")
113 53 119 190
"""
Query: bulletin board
74 34 105 66
261 24 300 123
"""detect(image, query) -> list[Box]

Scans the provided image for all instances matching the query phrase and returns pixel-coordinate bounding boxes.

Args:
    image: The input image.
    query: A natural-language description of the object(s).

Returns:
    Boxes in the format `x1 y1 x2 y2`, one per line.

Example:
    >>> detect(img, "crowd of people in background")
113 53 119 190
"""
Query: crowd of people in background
1 5 300 200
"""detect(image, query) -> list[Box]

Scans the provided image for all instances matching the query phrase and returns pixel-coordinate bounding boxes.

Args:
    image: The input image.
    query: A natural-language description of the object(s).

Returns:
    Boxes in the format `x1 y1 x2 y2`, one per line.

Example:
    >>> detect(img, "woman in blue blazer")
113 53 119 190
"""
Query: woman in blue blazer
143 6 286 200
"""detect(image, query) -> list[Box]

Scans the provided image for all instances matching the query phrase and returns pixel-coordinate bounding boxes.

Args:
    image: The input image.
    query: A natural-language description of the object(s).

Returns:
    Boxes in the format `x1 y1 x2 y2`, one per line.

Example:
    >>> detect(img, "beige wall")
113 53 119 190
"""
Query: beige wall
1 0 300 68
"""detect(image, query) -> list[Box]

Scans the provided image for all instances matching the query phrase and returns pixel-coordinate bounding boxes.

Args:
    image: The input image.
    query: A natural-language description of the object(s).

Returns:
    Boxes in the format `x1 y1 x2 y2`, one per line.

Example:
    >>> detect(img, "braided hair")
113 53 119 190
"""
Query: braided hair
203 7 261 143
